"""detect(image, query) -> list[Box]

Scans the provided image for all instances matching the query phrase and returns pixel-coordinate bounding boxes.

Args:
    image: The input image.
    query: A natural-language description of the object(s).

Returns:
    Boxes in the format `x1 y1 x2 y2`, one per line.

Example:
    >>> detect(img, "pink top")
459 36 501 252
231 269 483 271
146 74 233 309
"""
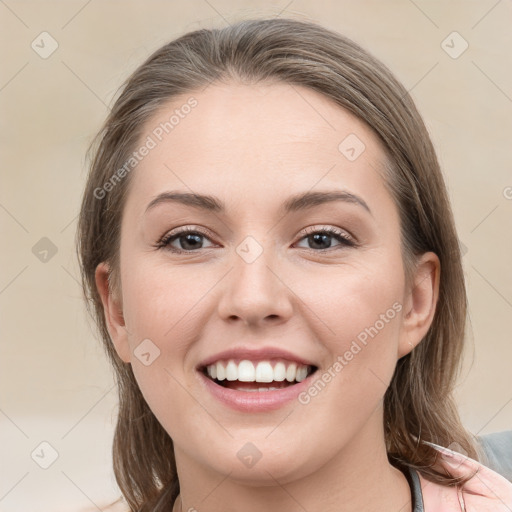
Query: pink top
418 443 512 511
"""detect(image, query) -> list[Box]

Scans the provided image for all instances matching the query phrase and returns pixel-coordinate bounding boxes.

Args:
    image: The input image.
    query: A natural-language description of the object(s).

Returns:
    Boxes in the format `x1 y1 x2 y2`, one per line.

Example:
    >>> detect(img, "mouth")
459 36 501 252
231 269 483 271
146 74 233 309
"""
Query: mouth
199 359 318 392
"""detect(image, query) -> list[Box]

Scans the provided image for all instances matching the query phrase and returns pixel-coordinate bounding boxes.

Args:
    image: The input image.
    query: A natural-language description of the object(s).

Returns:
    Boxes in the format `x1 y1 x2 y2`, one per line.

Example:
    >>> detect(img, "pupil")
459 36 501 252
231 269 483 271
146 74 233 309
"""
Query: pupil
310 233 331 250
181 234 202 250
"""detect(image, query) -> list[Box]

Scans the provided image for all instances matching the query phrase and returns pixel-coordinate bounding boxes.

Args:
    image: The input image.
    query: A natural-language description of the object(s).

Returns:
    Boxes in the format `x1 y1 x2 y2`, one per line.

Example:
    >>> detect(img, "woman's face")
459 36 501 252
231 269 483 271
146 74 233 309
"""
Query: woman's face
97 82 438 485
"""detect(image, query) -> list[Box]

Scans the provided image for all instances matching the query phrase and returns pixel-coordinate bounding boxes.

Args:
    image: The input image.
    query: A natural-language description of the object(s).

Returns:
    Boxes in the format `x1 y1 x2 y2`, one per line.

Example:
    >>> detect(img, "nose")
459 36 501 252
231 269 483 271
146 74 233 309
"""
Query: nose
217 243 294 328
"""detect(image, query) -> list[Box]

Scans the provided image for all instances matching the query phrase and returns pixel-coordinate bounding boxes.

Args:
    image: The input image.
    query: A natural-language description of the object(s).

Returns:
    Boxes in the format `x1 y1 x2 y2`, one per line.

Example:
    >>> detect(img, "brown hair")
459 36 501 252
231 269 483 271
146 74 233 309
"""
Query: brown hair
77 16 484 511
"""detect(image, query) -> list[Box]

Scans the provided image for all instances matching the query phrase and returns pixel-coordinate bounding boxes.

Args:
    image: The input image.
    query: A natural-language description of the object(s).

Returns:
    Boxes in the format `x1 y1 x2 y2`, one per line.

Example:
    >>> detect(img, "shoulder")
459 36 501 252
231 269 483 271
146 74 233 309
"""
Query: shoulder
418 443 512 511
477 430 512 482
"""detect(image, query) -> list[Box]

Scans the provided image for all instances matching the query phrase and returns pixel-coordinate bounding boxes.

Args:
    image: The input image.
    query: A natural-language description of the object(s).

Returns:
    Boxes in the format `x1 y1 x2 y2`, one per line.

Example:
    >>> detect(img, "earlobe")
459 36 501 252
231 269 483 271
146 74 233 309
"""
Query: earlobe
95 262 131 363
397 252 440 359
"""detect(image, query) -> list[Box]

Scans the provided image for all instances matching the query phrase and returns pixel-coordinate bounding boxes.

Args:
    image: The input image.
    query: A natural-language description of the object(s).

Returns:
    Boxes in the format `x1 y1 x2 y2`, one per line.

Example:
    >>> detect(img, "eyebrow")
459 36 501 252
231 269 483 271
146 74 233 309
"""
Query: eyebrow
145 190 372 216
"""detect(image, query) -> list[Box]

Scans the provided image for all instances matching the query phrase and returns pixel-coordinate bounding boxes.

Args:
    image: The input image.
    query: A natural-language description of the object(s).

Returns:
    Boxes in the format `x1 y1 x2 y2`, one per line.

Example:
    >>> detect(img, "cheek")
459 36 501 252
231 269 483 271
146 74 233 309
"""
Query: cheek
295 257 405 416
298 257 403 354
118 256 217 426
120 256 214 345
119 258 205 437
130 357 201 447
286 266 404 465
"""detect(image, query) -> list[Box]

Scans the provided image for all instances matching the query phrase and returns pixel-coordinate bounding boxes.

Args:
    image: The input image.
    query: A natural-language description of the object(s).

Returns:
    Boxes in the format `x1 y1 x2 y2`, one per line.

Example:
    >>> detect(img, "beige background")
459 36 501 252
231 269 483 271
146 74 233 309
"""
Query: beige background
1 1 511 510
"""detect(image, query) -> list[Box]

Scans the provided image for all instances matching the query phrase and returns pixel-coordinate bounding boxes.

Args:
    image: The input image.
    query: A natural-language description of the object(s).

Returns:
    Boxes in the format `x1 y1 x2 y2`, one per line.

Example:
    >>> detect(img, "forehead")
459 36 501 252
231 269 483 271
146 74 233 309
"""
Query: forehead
125 81 391 217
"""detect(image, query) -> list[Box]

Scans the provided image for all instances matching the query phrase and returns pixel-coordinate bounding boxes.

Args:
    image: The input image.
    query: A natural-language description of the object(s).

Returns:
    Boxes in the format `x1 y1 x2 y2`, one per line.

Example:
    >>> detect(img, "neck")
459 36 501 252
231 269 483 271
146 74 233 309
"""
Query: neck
173 409 412 512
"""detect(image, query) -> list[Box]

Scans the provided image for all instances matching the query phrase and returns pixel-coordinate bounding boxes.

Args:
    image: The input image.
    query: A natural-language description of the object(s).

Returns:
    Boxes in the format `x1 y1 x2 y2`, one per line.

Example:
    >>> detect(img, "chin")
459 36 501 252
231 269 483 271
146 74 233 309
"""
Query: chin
192 432 325 486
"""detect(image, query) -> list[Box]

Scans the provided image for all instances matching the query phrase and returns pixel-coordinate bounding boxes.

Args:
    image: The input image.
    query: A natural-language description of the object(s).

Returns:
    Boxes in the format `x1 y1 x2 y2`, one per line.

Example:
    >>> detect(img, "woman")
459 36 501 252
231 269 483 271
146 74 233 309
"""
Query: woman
76 17 512 511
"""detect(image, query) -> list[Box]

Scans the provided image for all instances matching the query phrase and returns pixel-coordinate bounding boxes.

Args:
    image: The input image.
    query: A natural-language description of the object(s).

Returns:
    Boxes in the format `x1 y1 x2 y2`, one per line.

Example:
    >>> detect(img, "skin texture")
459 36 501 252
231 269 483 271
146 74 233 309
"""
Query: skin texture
95 82 440 512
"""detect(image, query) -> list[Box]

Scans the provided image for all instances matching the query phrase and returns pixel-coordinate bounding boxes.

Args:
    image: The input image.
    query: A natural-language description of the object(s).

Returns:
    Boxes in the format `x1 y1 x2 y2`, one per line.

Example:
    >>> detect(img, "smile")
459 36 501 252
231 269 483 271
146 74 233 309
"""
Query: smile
204 359 314 391
197 351 318 411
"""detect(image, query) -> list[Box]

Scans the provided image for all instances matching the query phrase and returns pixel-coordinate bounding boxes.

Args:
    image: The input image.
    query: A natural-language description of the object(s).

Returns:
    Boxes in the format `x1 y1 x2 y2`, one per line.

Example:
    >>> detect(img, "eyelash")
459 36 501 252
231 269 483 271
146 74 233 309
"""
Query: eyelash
154 225 357 254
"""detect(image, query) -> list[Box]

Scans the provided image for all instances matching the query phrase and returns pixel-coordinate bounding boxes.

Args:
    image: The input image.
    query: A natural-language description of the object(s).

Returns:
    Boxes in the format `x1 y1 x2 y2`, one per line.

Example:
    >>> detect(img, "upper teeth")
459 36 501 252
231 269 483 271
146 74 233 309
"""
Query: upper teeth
206 360 310 383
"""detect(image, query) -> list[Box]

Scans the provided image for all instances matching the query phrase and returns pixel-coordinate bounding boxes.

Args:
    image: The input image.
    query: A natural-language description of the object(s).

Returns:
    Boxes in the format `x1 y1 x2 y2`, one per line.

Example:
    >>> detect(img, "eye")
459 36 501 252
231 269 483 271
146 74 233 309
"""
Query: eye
155 225 357 254
155 227 216 253
295 226 356 251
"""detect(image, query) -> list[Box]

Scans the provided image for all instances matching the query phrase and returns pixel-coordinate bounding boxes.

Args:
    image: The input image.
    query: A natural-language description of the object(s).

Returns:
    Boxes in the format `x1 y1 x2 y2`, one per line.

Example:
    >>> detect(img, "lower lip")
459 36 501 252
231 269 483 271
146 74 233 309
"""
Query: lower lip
198 371 314 412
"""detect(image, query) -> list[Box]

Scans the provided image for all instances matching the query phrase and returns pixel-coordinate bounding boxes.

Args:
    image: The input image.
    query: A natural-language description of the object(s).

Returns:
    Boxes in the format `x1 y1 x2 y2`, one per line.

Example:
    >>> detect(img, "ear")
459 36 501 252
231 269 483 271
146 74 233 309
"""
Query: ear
95 262 131 363
397 252 440 359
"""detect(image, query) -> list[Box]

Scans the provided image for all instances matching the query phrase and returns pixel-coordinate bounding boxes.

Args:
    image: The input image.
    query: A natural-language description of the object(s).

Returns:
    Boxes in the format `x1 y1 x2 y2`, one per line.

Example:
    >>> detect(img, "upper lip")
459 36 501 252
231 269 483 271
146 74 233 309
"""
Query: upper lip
197 347 317 369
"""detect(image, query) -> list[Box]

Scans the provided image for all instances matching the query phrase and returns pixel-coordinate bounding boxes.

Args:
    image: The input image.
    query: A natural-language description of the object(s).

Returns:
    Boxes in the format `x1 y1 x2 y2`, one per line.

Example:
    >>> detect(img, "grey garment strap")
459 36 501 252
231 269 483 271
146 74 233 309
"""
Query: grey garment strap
477 430 512 482
404 466 425 512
